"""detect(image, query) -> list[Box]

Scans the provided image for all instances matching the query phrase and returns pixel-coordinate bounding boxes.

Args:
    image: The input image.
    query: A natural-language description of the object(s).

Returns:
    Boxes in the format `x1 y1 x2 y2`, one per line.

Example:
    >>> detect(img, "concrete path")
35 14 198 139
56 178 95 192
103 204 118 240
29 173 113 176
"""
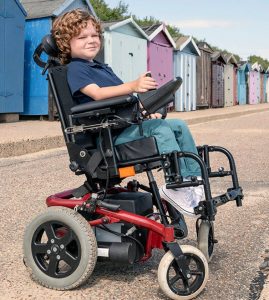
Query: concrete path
1 103 269 158
1 108 269 299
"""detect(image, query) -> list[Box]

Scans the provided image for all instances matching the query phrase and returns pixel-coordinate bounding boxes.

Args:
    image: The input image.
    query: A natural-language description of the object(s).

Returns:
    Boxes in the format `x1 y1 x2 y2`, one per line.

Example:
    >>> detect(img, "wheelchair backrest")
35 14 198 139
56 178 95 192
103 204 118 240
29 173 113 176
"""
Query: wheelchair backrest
48 66 96 148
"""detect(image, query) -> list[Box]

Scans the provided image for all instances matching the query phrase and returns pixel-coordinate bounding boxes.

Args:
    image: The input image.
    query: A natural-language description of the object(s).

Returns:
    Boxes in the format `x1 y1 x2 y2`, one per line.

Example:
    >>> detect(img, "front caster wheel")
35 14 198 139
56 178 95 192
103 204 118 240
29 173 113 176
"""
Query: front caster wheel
158 245 208 300
23 206 97 290
197 220 215 262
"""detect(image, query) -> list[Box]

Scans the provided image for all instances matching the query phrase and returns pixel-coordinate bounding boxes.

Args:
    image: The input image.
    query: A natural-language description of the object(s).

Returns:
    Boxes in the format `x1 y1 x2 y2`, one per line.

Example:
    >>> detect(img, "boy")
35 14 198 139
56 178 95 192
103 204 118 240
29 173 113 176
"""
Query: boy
52 9 204 216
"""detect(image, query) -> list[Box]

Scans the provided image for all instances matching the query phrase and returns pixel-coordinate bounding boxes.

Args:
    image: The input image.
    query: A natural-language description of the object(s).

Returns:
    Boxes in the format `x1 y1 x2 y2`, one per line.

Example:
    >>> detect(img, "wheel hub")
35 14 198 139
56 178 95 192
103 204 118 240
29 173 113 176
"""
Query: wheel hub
51 244 60 255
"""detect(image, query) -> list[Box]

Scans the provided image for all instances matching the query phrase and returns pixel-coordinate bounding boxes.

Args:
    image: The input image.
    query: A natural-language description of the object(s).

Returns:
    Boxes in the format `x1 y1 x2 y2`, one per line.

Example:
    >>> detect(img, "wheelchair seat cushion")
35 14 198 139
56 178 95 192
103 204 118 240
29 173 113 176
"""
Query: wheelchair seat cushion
115 136 159 162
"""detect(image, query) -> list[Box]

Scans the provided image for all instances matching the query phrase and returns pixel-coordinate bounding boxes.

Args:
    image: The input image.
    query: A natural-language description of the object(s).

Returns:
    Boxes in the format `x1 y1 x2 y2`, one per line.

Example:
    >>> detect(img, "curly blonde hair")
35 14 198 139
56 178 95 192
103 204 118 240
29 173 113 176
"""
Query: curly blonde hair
52 9 101 64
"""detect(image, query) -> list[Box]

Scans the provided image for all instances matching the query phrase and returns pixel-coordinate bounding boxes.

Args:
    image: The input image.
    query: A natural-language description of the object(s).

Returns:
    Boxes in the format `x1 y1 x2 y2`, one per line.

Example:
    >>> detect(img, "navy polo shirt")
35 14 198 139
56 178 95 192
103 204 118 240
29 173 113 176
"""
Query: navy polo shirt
67 58 123 104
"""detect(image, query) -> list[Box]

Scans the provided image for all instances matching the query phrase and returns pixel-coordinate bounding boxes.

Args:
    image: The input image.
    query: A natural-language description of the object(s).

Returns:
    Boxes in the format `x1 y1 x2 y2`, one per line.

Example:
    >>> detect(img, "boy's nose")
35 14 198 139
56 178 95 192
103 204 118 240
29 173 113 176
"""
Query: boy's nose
86 37 94 43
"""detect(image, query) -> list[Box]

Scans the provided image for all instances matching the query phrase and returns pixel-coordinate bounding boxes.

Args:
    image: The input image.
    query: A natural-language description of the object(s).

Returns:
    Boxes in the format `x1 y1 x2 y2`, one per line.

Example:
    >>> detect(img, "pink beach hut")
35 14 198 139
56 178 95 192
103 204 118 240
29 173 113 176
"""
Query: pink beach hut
143 23 176 87
248 62 261 104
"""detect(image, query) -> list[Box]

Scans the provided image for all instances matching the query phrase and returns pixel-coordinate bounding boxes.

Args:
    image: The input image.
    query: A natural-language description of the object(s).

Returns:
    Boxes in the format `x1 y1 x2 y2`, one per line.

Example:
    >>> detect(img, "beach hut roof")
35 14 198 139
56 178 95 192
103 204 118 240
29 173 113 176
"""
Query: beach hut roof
223 53 238 66
211 51 226 64
142 23 176 48
197 41 213 53
20 0 96 19
252 61 262 71
175 36 200 55
102 17 148 39
14 0 27 16
238 62 250 72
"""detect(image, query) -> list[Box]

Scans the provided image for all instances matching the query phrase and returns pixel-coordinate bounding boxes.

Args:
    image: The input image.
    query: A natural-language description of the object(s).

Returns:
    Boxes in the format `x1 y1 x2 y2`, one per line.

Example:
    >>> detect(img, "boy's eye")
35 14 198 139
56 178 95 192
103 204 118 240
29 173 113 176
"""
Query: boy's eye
78 36 86 39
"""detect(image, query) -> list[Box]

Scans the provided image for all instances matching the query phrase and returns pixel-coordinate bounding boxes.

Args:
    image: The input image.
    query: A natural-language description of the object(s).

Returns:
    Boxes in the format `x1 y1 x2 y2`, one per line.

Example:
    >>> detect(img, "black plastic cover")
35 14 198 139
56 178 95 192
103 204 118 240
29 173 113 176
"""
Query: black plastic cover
115 136 159 162
138 77 182 114
105 192 153 216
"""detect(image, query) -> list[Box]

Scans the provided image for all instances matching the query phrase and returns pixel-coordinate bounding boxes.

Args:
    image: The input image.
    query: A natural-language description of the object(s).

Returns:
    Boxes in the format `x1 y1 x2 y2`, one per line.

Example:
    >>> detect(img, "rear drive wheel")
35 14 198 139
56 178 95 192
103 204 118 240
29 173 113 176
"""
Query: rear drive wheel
158 245 208 300
23 206 97 290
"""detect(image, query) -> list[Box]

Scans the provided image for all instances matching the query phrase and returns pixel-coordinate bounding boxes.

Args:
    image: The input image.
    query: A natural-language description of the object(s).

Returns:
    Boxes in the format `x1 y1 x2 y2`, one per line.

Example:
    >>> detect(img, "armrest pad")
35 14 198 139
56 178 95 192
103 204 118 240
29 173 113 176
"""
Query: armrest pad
138 77 182 114
71 95 138 114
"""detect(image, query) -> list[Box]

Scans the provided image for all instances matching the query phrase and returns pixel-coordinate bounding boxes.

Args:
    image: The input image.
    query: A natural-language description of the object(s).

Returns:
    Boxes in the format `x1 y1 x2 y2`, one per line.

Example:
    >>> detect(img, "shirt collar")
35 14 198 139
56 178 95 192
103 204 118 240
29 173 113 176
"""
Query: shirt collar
70 58 107 68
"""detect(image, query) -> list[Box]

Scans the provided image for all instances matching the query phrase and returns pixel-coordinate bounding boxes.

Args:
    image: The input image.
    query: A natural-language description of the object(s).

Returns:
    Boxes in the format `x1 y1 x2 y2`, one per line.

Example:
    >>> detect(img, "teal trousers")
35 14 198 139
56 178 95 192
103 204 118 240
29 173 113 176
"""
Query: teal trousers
114 119 201 178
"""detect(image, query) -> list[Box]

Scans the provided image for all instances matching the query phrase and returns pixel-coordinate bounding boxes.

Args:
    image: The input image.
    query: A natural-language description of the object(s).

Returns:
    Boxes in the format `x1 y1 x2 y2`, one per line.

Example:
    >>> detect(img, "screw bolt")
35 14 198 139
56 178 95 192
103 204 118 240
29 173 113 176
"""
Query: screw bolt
80 150 86 157
53 247 57 252
56 255 61 260
47 250 51 255
60 244 64 249
51 239 55 244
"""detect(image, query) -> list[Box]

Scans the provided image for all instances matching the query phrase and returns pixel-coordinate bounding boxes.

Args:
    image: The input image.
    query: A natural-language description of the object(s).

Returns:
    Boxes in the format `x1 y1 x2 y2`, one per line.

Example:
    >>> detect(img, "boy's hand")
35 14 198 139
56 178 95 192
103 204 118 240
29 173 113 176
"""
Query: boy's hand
150 113 162 119
132 72 158 93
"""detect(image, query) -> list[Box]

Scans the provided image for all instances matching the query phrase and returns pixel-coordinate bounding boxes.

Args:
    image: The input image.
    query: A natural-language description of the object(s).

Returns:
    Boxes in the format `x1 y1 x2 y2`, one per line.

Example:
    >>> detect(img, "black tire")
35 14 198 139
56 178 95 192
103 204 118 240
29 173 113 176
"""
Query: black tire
158 245 208 300
197 220 214 262
23 206 97 290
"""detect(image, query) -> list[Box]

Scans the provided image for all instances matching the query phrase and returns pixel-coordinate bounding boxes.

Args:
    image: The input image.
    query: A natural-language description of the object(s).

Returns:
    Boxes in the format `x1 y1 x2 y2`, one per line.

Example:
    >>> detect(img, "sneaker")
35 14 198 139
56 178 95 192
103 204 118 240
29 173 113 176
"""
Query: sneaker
159 184 204 217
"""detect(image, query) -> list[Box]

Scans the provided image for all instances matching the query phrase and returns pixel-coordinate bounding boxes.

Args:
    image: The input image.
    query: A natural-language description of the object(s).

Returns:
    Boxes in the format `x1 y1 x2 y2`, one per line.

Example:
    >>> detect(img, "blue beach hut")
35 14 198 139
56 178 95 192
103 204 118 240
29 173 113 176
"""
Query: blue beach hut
0 0 26 120
174 36 201 112
21 0 96 118
237 62 250 105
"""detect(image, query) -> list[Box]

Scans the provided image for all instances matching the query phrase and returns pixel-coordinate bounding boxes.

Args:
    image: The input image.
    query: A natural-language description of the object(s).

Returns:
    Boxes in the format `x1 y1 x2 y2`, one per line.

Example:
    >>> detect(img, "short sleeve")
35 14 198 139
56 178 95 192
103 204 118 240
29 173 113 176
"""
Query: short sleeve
67 61 95 96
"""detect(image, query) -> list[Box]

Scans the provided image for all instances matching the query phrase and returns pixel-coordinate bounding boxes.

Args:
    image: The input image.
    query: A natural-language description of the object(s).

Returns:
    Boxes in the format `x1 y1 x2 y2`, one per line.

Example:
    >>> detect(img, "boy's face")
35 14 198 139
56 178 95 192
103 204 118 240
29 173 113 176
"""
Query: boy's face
70 20 101 61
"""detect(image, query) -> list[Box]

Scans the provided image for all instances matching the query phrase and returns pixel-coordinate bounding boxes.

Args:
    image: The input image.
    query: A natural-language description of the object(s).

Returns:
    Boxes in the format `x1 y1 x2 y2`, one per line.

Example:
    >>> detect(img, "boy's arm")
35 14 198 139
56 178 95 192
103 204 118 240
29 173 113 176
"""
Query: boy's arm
80 72 158 101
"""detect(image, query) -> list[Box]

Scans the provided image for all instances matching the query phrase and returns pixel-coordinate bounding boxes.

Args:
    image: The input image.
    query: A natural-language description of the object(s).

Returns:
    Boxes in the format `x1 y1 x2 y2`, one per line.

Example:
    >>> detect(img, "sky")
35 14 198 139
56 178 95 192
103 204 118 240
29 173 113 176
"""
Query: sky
104 0 269 61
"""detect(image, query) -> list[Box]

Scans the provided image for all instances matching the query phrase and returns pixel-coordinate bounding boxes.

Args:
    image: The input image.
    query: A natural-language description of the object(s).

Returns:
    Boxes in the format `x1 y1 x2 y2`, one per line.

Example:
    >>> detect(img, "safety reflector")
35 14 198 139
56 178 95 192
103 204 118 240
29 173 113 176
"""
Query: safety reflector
118 166 135 178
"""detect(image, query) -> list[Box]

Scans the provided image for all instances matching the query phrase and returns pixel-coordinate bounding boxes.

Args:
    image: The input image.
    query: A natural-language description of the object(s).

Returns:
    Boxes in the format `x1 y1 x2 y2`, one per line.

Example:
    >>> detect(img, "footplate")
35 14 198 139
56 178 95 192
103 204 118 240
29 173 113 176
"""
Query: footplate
194 187 243 218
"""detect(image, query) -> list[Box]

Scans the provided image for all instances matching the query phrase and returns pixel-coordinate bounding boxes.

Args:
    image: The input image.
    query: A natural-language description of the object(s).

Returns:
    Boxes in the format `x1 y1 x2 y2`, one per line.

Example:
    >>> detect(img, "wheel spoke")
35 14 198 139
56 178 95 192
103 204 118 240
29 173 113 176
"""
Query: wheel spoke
47 256 59 276
169 273 181 286
182 277 190 291
61 251 78 267
32 243 49 255
43 223 56 240
190 270 203 276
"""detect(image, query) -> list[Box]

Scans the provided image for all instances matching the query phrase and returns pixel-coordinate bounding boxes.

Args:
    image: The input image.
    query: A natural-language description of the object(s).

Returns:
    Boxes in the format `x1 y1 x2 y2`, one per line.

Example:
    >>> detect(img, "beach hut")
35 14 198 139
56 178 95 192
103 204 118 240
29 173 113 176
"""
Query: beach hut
248 62 261 105
142 23 175 86
196 42 213 108
223 53 238 107
174 36 201 111
21 0 96 118
211 52 226 108
259 66 266 103
99 18 148 84
237 62 250 105
0 0 26 122
265 67 269 103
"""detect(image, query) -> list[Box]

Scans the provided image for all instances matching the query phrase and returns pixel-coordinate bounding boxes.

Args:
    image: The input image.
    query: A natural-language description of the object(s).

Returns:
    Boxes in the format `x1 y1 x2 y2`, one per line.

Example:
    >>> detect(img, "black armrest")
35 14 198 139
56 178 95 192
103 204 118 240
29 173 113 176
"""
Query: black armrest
138 77 182 114
71 95 138 114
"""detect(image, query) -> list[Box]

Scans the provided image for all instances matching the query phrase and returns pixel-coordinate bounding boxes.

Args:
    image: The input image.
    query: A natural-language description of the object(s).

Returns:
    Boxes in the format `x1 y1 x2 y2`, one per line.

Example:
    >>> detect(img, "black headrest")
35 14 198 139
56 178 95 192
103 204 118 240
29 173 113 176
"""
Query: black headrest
42 34 60 57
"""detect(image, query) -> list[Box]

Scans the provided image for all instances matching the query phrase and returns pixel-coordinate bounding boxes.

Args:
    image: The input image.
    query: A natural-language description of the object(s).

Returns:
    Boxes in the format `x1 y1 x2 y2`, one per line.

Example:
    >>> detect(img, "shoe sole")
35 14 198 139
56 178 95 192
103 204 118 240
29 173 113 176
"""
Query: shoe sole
160 187 197 218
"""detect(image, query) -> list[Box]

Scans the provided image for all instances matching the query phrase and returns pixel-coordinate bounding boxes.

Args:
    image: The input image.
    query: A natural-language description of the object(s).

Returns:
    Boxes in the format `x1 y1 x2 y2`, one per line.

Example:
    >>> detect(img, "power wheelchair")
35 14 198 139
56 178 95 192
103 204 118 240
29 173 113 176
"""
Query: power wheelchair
23 34 244 300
